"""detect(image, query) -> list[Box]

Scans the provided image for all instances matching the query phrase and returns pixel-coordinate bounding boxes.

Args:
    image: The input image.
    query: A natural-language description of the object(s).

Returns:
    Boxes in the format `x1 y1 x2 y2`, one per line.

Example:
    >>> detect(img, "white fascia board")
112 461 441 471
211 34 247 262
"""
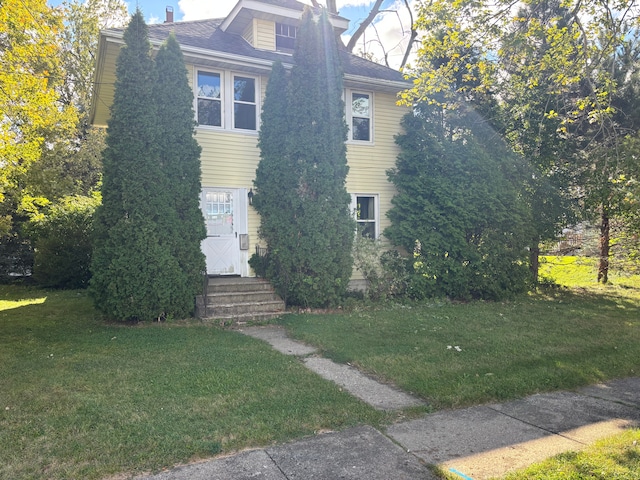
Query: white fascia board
344 73 410 94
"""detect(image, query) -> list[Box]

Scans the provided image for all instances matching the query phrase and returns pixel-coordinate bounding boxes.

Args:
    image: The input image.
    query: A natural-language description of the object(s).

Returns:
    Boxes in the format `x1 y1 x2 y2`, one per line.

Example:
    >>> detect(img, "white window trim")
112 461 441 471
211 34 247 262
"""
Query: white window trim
194 67 260 134
196 69 224 129
232 74 259 131
346 89 374 144
350 193 380 239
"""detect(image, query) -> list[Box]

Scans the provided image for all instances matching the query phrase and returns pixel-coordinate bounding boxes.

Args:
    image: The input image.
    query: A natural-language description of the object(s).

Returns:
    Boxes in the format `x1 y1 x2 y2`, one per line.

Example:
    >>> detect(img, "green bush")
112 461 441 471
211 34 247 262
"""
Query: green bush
386 107 533 301
28 195 98 289
352 235 410 300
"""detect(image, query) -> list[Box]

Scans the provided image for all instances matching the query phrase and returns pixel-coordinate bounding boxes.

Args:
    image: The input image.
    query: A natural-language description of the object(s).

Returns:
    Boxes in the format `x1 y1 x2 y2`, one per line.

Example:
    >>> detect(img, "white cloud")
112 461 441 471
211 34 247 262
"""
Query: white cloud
177 0 235 21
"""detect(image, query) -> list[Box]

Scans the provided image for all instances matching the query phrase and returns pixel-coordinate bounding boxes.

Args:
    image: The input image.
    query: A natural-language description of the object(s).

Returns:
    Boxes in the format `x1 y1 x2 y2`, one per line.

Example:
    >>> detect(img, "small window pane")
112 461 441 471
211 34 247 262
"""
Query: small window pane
352 93 370 117
198 72 220 99
234 77 255 102
234 103 256 130
352 117 370 141
276 22 297 50
205 191 234 236
357 197 375 220
198 98 221 126
358 222 376 239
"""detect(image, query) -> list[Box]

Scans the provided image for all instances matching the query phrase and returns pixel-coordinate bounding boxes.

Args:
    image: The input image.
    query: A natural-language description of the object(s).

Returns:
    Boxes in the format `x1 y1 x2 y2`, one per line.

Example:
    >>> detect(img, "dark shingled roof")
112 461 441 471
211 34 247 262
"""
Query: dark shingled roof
142 18 406 84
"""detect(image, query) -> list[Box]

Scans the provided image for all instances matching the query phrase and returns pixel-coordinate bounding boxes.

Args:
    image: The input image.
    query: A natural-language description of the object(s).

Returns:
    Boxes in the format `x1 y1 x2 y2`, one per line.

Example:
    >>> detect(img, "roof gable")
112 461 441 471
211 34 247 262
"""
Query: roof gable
221 0 349 35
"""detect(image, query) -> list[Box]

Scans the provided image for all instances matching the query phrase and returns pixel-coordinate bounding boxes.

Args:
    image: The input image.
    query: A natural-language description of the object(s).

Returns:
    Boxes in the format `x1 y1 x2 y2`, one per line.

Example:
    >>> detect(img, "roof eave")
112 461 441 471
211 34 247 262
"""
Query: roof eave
221 0 349 34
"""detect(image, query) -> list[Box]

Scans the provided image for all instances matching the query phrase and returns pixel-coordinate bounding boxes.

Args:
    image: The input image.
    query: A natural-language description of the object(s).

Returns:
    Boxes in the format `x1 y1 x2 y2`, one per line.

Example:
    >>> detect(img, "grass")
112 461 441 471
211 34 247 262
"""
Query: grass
539 255 640 288
278 256 640 478
499 428 640 480
2 256 639 478
279 257 640 410
0 286 386 480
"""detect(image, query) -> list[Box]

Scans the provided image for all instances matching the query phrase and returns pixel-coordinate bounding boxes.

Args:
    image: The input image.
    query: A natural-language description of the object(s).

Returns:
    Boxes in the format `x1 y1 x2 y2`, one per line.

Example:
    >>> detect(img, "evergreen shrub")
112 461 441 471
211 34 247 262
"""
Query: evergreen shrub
352 235 409 300
386 107 533 301
29 195 97 289
253 10 354 307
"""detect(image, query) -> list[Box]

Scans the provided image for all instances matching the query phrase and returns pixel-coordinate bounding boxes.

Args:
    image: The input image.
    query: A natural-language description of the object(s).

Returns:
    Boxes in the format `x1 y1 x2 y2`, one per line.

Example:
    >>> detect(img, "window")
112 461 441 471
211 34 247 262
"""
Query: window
350 92 371 142
352 194 378 238
276 23 297 50
197 71 221 127
233 76 256 130
204 191 234 236
196 70 258 131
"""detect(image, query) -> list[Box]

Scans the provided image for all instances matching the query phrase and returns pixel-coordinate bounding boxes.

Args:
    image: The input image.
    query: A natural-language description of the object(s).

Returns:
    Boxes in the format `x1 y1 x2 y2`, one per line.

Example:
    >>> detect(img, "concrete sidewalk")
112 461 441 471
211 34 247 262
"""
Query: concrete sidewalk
136 324 640 480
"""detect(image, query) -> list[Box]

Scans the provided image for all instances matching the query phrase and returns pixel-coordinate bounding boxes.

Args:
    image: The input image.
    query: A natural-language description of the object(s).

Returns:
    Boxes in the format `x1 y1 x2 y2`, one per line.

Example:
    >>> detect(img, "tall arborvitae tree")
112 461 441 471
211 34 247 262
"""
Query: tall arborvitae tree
154 33 206 315
386 104 532 301
90 10 183 321
253 61 297 292
254 9 354 307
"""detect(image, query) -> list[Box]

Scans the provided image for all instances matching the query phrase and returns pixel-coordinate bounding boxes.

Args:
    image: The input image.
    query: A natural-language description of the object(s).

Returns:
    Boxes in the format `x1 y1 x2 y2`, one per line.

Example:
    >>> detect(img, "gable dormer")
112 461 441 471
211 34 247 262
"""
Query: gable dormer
220 0 349 52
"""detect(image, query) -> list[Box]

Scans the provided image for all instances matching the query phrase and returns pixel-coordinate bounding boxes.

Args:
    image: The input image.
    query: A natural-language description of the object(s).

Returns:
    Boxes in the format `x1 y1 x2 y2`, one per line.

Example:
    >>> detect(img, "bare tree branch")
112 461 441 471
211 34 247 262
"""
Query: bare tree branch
346 0 384 52
398 0 417 70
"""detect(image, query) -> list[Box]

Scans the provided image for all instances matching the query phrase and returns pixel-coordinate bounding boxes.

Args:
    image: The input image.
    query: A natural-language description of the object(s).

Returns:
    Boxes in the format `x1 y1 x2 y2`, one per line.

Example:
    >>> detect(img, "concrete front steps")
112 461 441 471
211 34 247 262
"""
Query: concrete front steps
195 276 285 324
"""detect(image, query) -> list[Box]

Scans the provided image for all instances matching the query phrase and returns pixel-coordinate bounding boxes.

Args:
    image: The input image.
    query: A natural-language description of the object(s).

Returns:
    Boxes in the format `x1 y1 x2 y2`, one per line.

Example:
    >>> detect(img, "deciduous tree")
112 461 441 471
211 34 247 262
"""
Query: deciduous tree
0 0 77 237
404 0 640 283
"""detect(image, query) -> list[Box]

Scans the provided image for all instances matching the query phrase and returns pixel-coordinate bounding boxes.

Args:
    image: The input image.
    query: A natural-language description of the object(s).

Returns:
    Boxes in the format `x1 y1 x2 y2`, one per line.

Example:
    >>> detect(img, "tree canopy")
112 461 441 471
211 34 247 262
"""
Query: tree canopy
0 0 77 236
403 0 640 282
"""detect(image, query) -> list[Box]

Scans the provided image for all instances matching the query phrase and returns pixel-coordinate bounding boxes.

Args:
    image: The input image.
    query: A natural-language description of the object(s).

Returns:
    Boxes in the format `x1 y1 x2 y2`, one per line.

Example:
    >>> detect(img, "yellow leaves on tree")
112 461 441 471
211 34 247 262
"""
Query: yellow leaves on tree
0 0 77 208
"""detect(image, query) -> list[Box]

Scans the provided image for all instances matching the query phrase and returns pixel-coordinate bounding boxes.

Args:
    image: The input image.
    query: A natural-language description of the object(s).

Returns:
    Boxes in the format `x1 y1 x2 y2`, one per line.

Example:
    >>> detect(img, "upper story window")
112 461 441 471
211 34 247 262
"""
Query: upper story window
233 76 256 130
349 91 372 142
196 69 259 132
197 72 222 127
276 22 297 50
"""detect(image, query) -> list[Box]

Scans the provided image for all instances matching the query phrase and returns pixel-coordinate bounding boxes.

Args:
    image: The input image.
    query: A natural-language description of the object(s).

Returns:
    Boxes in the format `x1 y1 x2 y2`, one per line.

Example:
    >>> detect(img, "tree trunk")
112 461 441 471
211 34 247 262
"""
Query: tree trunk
597 209 610 284
529 242 540 284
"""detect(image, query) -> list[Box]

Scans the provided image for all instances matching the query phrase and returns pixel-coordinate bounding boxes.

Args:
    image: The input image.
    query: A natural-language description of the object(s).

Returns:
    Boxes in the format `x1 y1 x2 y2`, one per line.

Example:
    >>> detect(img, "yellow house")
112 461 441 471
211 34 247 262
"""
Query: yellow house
90 0 408 286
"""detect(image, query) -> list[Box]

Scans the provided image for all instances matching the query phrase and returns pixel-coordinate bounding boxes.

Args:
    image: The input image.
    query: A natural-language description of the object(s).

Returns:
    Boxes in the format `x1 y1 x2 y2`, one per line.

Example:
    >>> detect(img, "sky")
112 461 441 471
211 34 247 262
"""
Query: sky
123 0 417 69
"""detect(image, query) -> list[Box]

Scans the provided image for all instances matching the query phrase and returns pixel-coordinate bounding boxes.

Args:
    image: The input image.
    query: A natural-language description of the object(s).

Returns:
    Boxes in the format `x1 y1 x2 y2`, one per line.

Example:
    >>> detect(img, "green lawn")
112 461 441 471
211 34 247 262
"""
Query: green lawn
279 257 640 409
0 287 384 480
2 256 639 479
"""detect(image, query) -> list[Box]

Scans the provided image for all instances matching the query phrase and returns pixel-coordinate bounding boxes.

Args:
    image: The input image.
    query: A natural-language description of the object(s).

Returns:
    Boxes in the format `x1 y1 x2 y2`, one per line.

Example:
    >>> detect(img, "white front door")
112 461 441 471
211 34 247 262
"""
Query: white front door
201 188 247 275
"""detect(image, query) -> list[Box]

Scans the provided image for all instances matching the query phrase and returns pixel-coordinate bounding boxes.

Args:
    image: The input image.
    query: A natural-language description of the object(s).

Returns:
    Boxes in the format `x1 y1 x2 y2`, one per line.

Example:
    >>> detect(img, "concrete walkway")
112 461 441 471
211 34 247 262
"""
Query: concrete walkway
136 325 640 480
240 325 425 411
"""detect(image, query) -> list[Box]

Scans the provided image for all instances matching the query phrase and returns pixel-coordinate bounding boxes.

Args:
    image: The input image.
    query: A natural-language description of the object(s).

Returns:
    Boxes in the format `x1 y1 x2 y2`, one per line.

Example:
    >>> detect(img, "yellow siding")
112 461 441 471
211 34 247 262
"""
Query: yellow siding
255 19 275 50
197 128 261 251
346 91 407 242
92 42 120 126
242 19 255 46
